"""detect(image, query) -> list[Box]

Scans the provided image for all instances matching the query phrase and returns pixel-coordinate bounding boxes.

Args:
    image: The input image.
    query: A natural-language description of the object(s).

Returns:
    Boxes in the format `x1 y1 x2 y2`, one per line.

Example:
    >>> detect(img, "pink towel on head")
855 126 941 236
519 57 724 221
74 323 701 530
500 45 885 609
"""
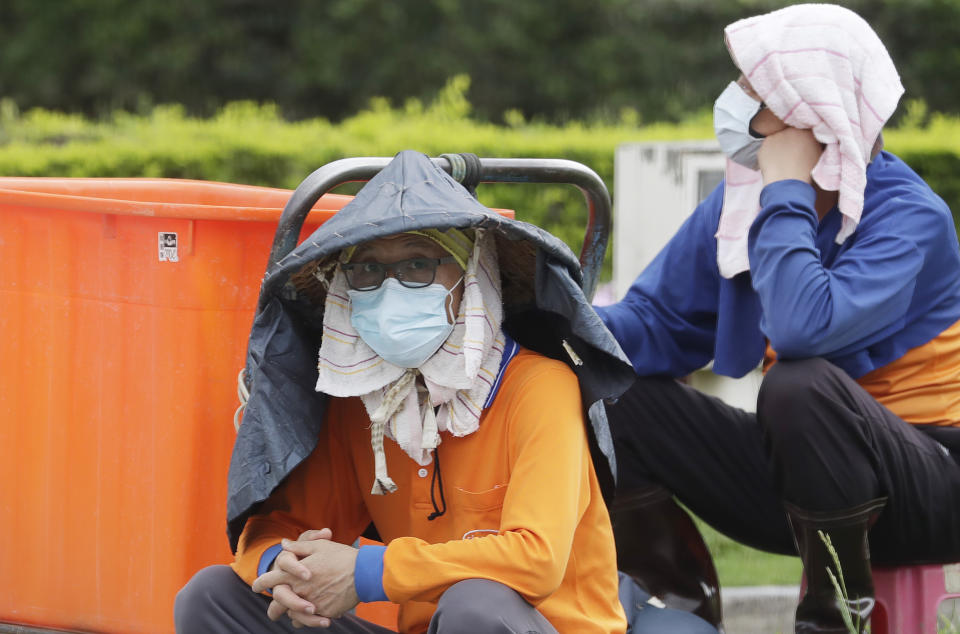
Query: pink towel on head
716 3 904 279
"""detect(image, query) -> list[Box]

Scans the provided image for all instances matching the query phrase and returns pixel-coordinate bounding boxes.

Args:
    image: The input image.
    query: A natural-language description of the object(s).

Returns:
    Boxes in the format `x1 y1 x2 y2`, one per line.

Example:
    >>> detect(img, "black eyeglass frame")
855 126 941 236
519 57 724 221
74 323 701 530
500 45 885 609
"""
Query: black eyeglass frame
341 255 458 291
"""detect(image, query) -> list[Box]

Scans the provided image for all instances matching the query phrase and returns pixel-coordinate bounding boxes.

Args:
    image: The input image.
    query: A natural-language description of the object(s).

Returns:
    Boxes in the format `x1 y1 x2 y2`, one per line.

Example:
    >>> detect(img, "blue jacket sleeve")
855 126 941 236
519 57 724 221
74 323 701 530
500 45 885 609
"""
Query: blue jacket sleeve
595 186 723 377
748 179 923 359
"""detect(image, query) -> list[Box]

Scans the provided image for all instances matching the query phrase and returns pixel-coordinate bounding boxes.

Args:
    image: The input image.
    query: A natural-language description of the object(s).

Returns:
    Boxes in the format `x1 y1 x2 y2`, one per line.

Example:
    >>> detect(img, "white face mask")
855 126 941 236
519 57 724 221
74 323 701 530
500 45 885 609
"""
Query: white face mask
713 81 766 170
348 277 461 368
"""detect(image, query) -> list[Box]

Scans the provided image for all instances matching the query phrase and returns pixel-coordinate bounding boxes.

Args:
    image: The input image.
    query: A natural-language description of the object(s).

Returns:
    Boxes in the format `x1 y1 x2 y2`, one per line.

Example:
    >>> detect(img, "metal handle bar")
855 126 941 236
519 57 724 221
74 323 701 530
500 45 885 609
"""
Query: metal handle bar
267 156 611 299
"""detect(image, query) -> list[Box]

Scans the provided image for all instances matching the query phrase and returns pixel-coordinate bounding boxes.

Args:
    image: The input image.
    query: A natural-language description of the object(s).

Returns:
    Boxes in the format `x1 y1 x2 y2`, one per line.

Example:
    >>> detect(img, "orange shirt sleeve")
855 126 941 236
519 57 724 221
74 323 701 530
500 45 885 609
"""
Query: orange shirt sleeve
231 402 372 586
381 360 592 605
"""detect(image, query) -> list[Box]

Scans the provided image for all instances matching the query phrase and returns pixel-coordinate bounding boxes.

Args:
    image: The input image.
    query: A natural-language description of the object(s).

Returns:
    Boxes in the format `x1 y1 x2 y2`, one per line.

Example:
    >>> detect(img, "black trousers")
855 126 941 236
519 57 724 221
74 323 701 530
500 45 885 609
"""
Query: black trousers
607 357 960 565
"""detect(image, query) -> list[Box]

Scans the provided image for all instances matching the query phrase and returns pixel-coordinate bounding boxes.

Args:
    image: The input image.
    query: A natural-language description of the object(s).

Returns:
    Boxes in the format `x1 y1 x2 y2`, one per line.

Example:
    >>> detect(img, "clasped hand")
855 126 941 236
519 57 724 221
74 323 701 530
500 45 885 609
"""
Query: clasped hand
252 528 360 629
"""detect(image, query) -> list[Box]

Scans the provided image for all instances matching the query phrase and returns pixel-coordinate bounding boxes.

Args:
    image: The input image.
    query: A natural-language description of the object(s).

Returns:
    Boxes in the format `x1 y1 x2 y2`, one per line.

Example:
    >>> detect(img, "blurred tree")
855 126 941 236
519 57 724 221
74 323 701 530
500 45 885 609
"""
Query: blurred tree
860 0 960 124
0 0 955 124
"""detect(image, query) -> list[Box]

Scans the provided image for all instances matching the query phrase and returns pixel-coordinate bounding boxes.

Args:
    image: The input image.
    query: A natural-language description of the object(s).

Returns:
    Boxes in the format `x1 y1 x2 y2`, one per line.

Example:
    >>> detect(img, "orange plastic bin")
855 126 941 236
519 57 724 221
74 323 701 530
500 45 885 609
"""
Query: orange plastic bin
0 178 351 633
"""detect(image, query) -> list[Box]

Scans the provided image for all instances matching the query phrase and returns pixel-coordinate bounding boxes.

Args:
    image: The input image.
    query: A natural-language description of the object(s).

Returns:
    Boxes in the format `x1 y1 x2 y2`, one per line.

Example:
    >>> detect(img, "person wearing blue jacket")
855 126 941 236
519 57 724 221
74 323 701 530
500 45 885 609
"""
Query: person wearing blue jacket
599 5 960 633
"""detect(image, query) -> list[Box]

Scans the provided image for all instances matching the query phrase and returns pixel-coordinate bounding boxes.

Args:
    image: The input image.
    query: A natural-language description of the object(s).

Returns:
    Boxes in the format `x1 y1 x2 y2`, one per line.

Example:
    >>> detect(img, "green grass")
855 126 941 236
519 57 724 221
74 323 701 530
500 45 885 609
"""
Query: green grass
694 516 803 587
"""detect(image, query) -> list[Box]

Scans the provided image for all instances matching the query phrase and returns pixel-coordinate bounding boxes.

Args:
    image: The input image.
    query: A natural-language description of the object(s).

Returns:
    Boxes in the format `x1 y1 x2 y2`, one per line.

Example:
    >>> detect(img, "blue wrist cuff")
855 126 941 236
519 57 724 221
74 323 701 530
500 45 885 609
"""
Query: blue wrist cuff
354 545 388 603
258 543 284 578
759 178 817 209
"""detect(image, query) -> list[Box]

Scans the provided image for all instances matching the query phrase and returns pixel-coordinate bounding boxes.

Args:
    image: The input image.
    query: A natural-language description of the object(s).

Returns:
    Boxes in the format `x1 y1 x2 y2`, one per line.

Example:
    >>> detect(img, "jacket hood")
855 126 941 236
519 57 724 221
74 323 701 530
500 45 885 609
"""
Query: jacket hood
226 150 634 549
267 150 585 327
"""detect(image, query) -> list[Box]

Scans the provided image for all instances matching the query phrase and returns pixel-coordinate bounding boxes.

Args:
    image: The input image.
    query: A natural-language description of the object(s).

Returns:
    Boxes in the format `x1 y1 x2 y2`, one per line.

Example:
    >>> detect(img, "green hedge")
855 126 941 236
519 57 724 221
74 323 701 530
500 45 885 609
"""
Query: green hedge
1 78 959 279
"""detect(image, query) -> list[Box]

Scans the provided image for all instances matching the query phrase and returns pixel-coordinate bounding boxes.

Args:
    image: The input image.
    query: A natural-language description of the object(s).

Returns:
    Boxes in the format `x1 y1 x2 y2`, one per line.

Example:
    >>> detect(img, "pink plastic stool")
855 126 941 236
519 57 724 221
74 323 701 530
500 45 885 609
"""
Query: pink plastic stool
799 563 960 633
869 563 960 634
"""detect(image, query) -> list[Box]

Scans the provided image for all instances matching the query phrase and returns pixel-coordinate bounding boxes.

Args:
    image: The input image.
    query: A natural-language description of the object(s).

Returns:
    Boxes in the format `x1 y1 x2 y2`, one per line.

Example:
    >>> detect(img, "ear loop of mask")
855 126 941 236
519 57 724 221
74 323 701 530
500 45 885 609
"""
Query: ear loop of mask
444 275 465 322
748 103 767 139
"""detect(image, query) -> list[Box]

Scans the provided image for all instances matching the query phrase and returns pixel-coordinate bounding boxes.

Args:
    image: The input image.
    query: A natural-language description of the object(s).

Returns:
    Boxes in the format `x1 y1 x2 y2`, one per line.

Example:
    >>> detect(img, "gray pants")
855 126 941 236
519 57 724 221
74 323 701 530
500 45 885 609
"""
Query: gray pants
174 565 559 633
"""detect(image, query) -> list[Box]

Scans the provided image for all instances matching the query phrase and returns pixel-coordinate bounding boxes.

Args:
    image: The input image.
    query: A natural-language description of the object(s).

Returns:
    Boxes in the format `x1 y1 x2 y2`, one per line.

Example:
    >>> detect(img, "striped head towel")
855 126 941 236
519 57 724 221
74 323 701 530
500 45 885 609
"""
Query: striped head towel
717 3 904 279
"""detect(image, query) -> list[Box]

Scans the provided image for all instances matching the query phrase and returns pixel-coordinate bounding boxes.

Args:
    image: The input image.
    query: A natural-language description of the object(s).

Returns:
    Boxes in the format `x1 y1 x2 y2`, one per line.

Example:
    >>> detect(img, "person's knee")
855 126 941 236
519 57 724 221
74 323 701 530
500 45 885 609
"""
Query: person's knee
174 565 237 634
437 579 506 627
758 358 828 411
757 357 832 438
435 579 543 633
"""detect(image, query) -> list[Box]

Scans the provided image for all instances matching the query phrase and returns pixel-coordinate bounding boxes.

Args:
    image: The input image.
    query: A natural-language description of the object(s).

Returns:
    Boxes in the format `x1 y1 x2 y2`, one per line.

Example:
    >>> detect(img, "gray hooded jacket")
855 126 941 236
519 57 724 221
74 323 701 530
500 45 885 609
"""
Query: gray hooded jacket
227 150 635 550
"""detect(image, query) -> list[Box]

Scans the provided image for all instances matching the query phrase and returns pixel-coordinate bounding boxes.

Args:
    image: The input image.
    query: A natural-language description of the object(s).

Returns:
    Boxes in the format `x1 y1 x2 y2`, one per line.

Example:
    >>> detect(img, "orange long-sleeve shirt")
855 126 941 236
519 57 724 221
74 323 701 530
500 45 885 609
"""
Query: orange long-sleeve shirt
232 348 626 634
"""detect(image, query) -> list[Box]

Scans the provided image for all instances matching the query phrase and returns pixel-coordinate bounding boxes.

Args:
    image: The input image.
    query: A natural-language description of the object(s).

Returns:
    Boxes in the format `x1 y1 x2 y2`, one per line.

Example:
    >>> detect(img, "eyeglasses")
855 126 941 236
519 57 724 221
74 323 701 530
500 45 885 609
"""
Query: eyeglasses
341 256 457 291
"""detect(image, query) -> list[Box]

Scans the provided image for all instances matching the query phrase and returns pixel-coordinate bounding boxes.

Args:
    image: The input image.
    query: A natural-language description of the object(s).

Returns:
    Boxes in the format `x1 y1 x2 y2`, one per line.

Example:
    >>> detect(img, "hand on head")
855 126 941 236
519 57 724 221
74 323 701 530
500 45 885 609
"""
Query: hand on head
757 127 824 186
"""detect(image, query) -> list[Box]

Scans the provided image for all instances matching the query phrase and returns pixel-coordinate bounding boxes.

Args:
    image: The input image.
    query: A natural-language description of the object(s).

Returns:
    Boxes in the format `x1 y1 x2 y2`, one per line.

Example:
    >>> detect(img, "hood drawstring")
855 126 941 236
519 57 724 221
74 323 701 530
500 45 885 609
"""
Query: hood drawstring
427 446 447 521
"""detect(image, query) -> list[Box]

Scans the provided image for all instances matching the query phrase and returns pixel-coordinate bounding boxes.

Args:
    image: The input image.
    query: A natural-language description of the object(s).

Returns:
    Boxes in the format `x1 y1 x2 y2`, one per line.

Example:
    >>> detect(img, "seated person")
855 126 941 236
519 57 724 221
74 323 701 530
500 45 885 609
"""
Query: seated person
174 151 717 633
598 5 960 633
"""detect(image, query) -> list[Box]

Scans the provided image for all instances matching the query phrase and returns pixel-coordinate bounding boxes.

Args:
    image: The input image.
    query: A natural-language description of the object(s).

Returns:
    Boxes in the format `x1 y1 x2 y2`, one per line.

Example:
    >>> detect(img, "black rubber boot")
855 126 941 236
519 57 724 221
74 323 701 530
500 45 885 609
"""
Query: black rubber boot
787 498 887 634
610 486 724 629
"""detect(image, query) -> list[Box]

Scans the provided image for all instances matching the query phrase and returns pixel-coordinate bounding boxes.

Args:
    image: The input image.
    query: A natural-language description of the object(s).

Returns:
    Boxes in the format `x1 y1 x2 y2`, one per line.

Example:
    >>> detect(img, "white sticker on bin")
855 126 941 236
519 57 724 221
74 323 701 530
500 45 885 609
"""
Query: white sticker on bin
158 232 179 262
